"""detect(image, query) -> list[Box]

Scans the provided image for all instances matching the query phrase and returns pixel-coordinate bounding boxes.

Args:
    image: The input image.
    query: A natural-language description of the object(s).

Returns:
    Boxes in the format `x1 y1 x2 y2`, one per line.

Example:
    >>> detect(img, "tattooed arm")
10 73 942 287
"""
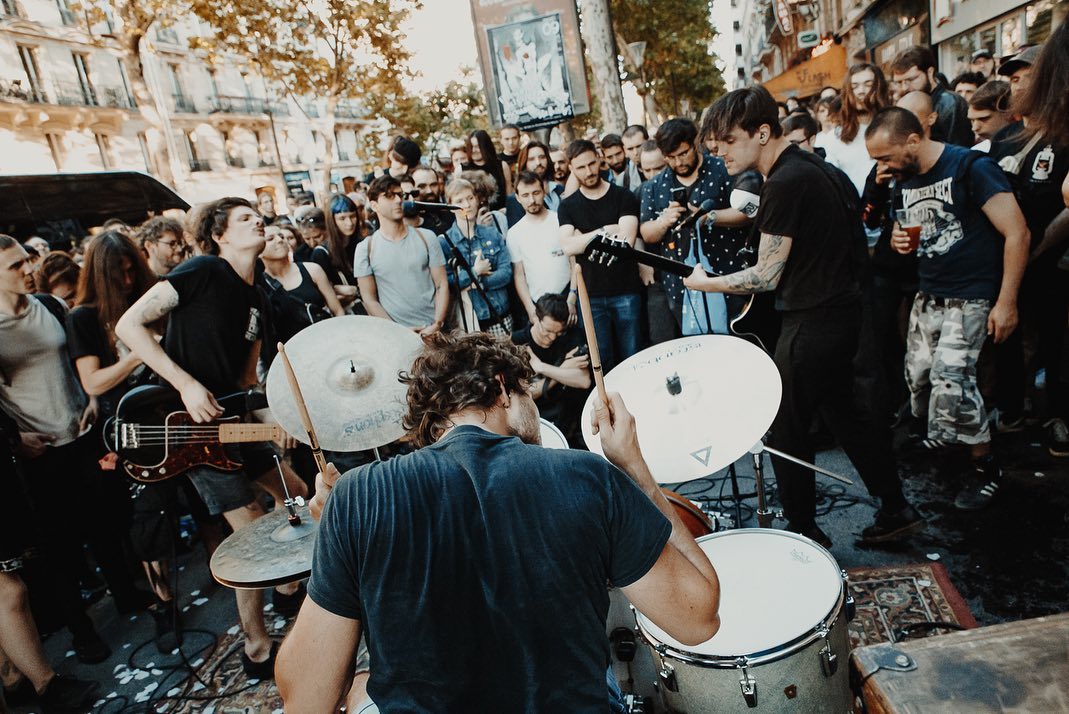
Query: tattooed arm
116 281 223 422
682 233 793 294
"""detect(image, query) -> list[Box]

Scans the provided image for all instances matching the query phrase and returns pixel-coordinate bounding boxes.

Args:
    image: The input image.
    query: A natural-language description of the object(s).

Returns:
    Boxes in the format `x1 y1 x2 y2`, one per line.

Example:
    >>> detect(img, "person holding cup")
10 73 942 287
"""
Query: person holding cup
866 107 1030 511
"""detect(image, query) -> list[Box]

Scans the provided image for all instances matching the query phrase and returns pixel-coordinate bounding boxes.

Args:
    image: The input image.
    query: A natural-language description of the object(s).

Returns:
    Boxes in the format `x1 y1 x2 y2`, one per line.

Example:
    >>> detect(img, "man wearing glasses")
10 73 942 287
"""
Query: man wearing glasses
639 118 752 327
353 175 449 335
137 216 188 276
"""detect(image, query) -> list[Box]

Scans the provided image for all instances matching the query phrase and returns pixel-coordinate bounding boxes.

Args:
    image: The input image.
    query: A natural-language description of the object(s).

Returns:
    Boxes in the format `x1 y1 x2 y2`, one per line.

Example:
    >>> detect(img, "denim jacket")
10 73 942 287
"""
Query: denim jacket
439 222 513 323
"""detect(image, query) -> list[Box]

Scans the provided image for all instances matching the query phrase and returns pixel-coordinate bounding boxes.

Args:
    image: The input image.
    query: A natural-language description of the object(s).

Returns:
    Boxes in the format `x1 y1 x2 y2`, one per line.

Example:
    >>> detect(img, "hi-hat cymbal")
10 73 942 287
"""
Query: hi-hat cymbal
210 505 317 589
581 336 781 483
266 316 423 452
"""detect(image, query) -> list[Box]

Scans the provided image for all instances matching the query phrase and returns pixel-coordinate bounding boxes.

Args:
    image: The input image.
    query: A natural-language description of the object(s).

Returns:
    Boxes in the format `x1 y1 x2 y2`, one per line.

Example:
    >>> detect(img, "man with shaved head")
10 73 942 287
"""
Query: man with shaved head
896 91 937 138
865 107 1029 511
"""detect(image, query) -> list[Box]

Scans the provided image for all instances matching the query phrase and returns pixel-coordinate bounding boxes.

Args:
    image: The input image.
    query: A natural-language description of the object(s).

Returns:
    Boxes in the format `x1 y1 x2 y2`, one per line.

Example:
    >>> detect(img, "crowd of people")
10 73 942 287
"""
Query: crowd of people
0 25 1067 711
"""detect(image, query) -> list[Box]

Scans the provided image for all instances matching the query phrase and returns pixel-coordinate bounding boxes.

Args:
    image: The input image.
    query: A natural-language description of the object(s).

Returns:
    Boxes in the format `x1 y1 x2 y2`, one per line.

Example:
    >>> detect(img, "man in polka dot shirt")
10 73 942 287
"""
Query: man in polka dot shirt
639 118 753 326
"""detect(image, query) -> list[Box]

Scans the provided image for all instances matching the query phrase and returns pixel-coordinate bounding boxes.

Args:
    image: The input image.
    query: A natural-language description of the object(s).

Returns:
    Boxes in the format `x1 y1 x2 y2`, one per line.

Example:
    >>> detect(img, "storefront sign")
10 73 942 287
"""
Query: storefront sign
775 0 795 35
762 43 848 99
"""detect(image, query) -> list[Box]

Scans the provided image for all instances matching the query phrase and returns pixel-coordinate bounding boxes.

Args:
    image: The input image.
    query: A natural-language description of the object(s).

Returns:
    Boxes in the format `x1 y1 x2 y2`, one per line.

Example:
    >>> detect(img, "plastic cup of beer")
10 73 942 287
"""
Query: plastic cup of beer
895 209 921 252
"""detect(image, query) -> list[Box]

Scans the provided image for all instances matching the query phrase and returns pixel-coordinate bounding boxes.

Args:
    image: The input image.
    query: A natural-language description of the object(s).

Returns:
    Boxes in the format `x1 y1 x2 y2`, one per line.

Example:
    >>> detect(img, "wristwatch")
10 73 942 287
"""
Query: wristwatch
704 210 718 228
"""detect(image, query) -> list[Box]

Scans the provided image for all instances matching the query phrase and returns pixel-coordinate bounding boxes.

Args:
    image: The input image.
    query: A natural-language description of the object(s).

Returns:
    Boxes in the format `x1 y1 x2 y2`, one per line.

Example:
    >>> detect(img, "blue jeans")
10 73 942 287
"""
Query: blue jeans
583 293 642 372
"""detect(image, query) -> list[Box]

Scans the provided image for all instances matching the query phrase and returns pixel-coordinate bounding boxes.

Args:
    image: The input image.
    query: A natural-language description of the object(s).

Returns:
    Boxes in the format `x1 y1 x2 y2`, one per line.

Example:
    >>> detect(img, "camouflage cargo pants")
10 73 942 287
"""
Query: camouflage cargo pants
905 293 992 445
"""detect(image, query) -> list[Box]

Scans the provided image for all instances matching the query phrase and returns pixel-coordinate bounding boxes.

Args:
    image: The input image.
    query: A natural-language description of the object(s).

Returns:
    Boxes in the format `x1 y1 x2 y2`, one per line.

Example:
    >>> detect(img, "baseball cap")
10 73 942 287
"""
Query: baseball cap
998 45 1041 76
971 49 993 61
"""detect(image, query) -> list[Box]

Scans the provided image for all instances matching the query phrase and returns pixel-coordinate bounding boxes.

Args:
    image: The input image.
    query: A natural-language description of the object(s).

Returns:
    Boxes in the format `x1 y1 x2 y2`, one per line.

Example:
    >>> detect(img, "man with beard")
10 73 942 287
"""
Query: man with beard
558 140 643 370
639 118 751 326
137 216 187 276
865 107 1029 509
508 171 575 326
410 166 455 236
685 87 923 546
603 132 642 193
890 47 973 147
276 332 721 711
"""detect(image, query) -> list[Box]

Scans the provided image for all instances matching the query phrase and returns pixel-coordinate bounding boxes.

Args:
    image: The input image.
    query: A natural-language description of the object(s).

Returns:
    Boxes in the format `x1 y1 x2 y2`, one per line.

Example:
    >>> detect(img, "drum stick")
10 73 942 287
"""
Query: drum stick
573 265 609 409
276 342 329 476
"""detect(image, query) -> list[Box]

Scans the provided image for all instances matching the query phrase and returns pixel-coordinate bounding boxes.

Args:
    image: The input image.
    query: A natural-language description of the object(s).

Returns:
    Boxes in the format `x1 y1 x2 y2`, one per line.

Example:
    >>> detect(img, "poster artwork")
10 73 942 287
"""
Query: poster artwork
486 13 575 130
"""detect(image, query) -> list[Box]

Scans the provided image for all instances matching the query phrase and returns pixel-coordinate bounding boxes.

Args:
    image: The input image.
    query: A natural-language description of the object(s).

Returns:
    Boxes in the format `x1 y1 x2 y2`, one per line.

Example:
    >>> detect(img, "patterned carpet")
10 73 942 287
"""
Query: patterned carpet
846 562 978 650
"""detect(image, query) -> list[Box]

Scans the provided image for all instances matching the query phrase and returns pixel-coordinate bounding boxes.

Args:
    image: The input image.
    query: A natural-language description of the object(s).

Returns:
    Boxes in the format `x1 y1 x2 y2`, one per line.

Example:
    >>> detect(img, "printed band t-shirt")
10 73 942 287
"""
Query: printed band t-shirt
898 144 1012 300
557 183 642 298
163 255 265 396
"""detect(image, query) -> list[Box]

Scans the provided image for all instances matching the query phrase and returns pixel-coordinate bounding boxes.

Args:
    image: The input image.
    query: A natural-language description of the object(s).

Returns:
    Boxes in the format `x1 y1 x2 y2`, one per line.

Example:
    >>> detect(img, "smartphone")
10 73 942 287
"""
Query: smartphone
670 186 687 205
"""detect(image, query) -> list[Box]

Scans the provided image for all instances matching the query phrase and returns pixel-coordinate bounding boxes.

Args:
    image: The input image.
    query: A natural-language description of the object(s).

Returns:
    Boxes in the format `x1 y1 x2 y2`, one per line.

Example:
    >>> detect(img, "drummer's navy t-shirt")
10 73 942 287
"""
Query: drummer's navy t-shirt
308 425 671 712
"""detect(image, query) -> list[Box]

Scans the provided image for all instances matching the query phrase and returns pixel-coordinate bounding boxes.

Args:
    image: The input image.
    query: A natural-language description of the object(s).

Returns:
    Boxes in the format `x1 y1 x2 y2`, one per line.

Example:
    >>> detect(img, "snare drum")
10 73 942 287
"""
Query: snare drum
661 489 714 540
636 529 852 713
539 418 568 449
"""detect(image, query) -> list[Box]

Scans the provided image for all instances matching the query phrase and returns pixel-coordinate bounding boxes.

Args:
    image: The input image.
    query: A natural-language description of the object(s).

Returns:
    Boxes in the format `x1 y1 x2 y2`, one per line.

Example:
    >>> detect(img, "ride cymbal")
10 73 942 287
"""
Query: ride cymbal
581 336 781 483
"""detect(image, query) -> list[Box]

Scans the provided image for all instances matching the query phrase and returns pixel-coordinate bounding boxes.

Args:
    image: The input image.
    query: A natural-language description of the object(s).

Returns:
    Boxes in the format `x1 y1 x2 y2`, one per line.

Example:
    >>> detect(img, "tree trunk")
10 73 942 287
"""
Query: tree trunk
119 30 175 187
579 0 627 134
320 94 338 201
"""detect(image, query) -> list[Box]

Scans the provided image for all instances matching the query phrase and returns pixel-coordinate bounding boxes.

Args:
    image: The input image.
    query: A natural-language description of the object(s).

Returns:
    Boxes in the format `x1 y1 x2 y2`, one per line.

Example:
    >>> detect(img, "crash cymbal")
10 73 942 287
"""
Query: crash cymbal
210 504 317 589
266 316 423 452
581 336 781 484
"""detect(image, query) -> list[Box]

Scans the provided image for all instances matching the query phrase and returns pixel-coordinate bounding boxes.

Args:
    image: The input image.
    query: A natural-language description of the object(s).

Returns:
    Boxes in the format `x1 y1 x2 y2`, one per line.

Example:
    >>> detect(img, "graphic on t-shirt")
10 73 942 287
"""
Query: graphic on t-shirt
244 307 262 342
1032 145 1054 182
901 177 964 258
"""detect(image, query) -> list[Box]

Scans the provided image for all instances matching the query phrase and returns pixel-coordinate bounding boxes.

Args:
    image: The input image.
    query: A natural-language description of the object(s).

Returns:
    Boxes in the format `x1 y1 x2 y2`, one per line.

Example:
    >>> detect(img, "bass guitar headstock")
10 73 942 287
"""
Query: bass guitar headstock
584 232 631 268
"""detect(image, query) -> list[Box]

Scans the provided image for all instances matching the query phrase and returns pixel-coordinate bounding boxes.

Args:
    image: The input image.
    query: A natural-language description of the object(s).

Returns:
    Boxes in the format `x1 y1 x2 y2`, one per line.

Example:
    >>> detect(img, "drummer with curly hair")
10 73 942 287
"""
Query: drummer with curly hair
277 331 721 712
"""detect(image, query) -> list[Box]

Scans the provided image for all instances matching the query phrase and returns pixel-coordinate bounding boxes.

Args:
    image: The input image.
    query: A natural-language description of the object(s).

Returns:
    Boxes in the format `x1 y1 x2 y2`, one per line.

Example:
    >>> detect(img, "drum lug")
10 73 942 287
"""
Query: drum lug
658 663 678 693
845 593 856 622
734 658 758 708
819 642 838 677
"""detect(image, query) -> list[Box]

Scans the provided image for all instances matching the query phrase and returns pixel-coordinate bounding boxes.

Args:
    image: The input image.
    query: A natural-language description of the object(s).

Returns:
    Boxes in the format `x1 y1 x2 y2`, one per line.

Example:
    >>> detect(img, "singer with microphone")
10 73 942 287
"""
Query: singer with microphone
639 118 753 330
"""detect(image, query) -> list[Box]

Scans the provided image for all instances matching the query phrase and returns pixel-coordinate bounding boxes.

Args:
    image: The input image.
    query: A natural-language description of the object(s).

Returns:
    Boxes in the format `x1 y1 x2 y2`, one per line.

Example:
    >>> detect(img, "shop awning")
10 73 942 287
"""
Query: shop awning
763 44 848 101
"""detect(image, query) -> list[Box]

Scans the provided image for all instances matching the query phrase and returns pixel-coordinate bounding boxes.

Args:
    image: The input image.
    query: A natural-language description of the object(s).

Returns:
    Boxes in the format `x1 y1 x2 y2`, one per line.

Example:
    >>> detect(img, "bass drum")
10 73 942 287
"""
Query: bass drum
635 529 853 713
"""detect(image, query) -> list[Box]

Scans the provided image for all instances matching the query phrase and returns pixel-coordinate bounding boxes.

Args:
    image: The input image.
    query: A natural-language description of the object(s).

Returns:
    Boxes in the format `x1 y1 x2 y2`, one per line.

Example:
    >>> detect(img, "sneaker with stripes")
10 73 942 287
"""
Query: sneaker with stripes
953 457 1002 511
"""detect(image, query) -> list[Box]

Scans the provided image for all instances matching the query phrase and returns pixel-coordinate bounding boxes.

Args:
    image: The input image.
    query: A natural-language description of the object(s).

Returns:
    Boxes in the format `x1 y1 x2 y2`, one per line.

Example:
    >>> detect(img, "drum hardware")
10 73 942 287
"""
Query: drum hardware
610 628 638 662
737 660 758 708
818 641 838 677
864 647 917 673
273 454 305 528
659 662 678 692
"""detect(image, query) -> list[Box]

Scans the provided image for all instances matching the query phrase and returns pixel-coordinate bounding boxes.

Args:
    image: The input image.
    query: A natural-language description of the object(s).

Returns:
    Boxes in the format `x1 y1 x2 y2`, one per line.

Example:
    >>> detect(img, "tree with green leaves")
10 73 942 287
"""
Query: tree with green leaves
612 0 726 121
385 68 487 163
188 0 420 198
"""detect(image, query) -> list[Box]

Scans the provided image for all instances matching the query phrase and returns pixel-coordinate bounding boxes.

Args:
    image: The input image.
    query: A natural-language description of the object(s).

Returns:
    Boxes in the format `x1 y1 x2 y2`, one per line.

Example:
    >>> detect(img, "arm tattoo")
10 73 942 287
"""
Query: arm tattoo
718 234 791 293
136 283 179 323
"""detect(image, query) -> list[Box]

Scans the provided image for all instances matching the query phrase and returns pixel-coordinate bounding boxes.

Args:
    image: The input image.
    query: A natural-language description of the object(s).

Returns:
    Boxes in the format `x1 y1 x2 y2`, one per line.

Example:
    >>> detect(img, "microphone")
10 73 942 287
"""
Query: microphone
402 200 461 212
672 199 717 234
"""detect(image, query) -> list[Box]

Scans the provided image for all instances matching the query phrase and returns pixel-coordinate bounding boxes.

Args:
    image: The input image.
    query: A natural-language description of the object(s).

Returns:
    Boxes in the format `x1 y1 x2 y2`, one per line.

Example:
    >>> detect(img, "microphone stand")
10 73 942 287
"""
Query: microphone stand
444 214 504 330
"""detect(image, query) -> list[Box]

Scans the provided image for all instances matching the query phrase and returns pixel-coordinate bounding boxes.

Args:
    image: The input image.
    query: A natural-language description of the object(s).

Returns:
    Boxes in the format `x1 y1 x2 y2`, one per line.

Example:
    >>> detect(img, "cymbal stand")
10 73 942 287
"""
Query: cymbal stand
273 454 305 527
747 440 854 529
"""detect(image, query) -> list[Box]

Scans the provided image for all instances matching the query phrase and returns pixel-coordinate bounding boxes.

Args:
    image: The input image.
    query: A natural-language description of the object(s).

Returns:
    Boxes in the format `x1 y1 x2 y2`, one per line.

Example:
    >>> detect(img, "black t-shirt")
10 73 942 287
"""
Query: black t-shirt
557 183 643 297
990 124 1069 261
756 145 862 311
163 256 265 396
307 426 671 712
511 324 582 366
66 305 152 416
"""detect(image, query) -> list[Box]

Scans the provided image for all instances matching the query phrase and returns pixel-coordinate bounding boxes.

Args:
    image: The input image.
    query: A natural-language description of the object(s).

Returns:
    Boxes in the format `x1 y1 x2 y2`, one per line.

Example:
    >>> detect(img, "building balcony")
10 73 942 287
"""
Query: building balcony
304 104 320 118
225 155 245 168
335 103 362 119
0 80 133 109
207 95 268 115
338 151 350 161
258 157 277 168
171 93 197 113
188 158 212 172
58 6 78 26
268 101 290 117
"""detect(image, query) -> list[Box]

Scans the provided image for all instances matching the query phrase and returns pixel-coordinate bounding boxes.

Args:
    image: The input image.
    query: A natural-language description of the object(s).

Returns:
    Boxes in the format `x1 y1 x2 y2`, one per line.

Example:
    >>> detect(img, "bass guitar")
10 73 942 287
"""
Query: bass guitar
583 233 780 352
107 385 286 483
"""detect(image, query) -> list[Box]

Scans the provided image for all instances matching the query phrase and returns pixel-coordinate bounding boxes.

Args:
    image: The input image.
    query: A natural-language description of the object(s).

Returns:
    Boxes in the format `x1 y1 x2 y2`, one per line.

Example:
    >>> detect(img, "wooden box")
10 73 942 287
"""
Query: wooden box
850 612 1069 713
